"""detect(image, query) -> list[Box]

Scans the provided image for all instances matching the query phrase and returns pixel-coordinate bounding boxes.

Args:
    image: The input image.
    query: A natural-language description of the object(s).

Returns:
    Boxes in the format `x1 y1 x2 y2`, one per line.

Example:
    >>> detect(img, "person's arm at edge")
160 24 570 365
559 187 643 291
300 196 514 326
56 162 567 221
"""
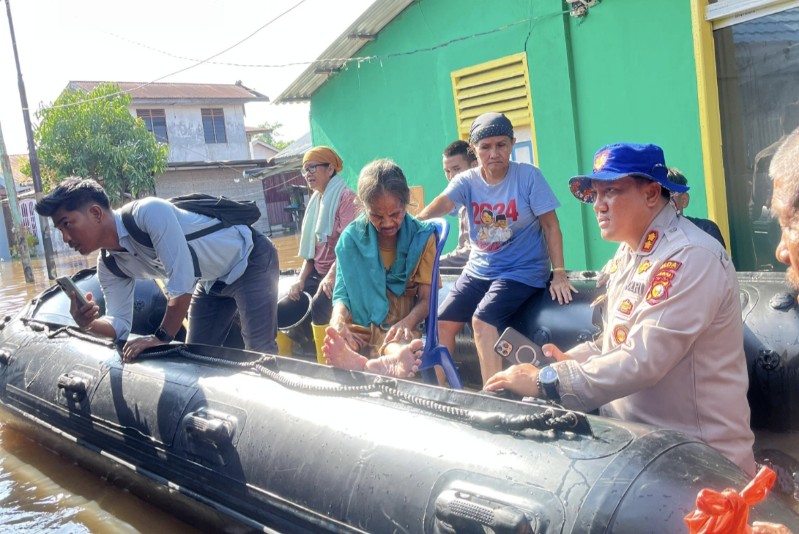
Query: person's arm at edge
417 194 456 220
539 210 577 304
289 259 315 300
122 293 191 362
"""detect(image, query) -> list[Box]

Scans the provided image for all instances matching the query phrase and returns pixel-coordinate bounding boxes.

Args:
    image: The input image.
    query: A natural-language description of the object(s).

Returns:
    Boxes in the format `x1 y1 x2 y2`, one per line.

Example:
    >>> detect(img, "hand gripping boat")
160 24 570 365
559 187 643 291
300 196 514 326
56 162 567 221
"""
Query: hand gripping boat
0 269 796 532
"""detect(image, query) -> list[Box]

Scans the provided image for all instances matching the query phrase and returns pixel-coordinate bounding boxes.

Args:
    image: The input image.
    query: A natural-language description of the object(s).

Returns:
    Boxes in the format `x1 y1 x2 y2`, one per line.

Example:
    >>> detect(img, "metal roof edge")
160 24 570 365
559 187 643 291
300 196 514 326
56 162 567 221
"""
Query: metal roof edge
166 159 270 170
274 0 413 104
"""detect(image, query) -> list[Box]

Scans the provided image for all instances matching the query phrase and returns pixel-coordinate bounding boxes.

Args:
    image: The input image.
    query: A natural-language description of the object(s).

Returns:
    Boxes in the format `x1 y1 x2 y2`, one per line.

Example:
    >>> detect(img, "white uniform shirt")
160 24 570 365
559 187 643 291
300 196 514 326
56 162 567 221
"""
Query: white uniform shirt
555 205 756 475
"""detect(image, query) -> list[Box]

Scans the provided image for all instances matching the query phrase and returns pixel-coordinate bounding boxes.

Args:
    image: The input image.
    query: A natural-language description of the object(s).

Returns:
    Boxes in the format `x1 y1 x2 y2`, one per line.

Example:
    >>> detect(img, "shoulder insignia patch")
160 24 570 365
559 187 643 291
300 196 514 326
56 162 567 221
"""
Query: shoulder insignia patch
659 260 682 272
652 270 676 282
641 230 659 253
613 325 629 345
609 259 618 274
646 280 671 305
637 260 652 274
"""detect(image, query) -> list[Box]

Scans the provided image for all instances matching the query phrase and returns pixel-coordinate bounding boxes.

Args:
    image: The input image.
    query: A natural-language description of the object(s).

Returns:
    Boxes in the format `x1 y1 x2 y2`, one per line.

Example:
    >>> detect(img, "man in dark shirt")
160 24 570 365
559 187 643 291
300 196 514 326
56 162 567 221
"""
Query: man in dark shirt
667 168 726 248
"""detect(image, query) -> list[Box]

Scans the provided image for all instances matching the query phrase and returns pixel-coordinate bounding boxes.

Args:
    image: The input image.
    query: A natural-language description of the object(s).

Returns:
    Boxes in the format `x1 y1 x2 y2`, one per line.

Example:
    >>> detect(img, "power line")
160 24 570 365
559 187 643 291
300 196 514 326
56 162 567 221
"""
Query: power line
40 10 564 113
39 0 308 112
106 15 556 70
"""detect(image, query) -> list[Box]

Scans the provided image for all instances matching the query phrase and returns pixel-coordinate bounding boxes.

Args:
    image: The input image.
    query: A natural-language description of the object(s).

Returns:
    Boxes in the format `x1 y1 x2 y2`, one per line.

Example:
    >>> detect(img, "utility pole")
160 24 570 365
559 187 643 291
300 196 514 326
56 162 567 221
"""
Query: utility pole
4 0 56 280
0 121 34 283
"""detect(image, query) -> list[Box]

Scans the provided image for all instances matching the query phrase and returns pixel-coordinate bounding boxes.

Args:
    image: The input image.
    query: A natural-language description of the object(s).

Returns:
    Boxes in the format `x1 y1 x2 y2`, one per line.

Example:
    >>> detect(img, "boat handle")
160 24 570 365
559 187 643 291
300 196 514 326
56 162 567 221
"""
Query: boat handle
57 374 88 401
434 489 535 534
184 414 233 445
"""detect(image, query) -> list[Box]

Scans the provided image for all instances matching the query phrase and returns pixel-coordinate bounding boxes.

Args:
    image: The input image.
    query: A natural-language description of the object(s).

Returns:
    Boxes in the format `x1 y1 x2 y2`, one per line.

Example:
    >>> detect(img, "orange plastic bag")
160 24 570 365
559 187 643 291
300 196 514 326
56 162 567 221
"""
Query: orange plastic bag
684 466 777 534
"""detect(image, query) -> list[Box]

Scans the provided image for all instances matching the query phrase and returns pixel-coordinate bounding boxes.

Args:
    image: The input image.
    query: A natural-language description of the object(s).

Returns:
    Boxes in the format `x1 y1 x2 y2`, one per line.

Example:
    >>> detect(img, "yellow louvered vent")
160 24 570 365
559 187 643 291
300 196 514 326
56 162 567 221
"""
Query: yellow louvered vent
451 53 533 140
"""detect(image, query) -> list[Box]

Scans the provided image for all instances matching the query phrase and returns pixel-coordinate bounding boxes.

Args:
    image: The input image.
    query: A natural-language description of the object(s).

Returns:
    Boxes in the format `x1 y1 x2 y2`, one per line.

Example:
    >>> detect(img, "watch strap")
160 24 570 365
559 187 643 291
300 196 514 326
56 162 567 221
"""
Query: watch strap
154 326 174 343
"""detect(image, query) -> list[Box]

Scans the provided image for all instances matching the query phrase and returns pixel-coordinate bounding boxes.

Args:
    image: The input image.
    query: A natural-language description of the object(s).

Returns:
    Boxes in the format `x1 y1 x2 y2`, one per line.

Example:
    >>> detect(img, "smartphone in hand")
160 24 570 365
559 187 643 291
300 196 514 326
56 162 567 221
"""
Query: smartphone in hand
493 327 550 367
56 276 91 307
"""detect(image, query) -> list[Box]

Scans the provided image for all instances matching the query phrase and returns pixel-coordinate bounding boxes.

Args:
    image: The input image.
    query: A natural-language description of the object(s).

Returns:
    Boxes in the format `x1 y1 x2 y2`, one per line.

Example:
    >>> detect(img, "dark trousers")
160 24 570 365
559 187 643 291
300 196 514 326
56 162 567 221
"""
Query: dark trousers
304 269 333 325
187 232 279 353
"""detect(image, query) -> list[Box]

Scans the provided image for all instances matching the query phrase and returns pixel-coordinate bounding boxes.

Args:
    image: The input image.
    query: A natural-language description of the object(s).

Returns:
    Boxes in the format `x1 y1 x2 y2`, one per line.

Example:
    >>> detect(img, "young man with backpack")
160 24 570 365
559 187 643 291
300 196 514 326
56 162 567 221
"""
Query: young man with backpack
35 178 279 361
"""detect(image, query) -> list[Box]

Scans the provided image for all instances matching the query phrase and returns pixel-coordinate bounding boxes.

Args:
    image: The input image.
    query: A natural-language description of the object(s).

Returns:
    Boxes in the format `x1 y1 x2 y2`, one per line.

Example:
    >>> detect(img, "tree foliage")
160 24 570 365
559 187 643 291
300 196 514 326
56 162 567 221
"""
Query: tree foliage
35 83 168 203
254 120 293 150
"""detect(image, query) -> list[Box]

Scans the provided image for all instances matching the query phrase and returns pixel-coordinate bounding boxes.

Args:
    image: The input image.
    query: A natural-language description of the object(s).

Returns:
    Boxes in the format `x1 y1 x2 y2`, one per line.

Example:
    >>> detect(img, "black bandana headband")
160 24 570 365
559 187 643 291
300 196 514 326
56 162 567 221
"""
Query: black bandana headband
469 112 514 145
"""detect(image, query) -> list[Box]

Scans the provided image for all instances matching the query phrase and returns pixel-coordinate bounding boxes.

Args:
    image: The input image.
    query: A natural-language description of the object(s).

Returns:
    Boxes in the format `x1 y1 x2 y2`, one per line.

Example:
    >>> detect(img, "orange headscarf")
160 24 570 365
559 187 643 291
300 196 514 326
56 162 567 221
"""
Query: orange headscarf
302 146 343 173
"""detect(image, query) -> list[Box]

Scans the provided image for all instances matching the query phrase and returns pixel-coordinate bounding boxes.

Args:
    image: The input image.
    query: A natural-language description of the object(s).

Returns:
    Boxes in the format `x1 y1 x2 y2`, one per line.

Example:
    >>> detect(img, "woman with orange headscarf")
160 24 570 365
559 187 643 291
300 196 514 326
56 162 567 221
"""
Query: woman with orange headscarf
287 146 359 362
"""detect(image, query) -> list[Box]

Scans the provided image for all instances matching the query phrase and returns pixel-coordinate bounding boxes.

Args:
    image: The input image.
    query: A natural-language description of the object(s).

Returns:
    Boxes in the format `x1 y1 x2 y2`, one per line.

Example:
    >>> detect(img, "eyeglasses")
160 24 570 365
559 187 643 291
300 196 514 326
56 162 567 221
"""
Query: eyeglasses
301 163 330 177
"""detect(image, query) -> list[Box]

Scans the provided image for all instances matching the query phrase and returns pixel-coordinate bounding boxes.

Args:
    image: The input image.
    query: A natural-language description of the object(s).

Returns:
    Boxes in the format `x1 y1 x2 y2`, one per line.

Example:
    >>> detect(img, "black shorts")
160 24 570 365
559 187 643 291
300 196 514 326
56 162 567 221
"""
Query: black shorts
438 271 543 329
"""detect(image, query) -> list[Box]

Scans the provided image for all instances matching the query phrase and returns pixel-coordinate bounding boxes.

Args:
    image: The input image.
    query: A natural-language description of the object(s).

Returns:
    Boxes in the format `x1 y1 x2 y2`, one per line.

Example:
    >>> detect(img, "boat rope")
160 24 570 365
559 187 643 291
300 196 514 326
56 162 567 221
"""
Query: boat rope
15 324 582 434
153 345 582 434
23 319 117 348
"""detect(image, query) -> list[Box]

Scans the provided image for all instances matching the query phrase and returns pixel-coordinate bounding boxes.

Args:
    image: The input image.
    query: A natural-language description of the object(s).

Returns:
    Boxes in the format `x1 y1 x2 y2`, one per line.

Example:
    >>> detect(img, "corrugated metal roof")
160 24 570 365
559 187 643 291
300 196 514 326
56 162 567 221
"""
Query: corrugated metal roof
243 132 312 179
274 0 413 104
67 81 269 104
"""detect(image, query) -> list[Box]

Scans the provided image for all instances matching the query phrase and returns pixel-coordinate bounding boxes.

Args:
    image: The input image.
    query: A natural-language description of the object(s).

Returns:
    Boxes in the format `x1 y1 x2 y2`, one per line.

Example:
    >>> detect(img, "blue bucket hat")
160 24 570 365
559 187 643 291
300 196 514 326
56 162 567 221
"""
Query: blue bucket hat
568 143 689 203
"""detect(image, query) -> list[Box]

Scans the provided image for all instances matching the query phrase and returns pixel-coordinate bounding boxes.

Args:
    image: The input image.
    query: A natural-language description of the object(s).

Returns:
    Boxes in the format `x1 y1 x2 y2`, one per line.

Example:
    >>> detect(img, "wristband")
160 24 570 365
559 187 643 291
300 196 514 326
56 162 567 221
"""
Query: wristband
553 267 566 272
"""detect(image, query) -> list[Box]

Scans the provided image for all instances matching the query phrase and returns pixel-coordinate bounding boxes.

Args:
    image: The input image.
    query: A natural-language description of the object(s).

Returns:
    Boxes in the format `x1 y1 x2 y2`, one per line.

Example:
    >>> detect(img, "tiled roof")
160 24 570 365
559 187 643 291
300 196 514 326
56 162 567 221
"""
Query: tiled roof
67 81 269 103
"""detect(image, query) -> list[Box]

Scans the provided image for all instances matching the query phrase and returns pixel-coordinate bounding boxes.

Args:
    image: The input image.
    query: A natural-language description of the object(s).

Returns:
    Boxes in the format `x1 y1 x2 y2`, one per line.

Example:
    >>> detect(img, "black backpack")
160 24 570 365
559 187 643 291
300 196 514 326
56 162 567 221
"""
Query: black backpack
101 193 262 279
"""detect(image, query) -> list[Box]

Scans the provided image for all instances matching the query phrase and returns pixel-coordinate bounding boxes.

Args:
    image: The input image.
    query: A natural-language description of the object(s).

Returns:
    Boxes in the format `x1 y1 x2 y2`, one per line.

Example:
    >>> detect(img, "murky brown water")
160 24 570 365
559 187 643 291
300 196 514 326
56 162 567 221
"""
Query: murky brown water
0 254 201 533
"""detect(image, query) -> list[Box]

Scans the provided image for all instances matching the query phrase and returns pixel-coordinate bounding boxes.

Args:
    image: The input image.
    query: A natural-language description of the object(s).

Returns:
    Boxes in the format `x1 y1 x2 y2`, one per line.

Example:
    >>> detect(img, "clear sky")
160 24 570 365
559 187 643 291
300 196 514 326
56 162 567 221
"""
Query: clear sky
0 0 376 154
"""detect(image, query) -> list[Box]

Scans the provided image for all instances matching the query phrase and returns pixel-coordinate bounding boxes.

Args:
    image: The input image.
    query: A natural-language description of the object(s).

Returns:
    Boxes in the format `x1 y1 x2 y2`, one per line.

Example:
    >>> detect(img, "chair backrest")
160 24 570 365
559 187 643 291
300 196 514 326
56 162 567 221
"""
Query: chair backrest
424 218 449 349
420 218 463 389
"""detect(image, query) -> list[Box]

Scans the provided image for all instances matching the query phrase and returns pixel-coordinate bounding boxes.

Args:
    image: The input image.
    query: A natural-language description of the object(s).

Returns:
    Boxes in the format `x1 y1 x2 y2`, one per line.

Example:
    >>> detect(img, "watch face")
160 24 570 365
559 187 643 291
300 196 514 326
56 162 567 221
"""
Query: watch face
539 366 558 384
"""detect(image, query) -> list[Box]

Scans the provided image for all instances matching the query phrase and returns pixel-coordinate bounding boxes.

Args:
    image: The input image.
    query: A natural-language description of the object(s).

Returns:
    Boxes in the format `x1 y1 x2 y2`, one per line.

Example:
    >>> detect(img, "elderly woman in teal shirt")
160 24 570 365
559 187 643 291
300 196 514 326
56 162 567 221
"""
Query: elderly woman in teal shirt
324 159 437 378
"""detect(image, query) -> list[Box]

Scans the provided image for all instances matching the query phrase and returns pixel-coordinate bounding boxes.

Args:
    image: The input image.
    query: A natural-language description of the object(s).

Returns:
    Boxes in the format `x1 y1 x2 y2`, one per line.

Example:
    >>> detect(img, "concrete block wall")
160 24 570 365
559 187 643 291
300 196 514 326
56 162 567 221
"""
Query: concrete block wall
155 167 270 234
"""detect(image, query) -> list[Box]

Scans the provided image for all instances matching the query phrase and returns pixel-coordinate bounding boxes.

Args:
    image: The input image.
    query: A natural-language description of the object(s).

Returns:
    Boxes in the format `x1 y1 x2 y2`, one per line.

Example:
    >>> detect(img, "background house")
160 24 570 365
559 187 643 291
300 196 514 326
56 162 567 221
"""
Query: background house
68 81 273 234
247 132 312 234
275 0 799 273
0 154 39 259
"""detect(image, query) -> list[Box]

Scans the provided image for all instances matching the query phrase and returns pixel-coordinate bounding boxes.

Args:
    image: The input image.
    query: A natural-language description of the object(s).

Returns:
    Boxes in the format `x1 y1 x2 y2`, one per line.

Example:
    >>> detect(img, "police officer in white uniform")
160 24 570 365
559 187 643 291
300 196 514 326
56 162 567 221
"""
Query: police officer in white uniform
485 143 756 476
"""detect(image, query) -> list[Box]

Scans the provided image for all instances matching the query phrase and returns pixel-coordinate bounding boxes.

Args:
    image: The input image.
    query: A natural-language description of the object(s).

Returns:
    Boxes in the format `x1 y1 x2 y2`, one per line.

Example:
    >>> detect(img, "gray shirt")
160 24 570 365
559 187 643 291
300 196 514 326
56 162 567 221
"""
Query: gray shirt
439 207 471 269
97 197 254 340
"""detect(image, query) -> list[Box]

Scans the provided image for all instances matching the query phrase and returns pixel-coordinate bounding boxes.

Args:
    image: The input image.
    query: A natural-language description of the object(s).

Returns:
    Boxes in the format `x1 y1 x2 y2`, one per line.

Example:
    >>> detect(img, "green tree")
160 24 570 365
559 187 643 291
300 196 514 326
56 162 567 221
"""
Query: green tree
35 82 168 203
254 120 293 150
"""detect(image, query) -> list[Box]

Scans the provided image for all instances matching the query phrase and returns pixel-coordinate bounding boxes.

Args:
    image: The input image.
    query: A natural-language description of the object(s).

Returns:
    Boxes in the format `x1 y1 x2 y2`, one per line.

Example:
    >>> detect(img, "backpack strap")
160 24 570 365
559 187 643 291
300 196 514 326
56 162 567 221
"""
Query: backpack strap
100 249 130 279
185 222 226 242
118 202 153 247
118 201 201 277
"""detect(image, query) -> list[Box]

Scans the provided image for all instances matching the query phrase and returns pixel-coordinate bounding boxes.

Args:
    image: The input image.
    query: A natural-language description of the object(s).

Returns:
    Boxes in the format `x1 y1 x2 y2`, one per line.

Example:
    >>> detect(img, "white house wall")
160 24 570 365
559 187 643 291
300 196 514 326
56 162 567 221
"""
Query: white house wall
131 104 251 163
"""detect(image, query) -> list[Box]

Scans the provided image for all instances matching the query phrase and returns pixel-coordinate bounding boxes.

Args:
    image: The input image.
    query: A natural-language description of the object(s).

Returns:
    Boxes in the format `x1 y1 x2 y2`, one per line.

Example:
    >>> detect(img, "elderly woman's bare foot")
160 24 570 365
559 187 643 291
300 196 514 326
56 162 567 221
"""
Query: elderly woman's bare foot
323 326 368 371
365 338 424 378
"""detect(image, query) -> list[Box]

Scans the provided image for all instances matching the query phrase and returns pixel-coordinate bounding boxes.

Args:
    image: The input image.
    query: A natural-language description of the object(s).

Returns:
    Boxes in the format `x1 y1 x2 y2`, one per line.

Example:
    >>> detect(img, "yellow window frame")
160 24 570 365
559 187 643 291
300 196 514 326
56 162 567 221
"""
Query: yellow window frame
451 52 539 164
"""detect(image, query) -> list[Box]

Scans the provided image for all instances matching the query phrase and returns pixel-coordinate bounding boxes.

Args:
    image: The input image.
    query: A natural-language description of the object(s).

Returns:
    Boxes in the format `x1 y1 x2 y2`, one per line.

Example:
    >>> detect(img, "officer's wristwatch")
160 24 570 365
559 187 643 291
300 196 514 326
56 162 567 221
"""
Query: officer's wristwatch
154 326 175 343
537 365 561 402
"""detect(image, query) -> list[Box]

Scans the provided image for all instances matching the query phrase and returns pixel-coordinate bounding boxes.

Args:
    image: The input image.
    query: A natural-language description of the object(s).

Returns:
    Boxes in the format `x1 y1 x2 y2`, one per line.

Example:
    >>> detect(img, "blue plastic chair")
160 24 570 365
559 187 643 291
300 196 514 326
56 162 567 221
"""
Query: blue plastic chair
419 218 464 389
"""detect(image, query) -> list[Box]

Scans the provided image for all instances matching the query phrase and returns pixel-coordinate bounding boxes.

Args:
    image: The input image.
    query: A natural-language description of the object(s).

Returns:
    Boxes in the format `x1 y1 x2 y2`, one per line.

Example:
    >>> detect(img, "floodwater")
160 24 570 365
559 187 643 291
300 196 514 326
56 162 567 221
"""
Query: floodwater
0 254 201 533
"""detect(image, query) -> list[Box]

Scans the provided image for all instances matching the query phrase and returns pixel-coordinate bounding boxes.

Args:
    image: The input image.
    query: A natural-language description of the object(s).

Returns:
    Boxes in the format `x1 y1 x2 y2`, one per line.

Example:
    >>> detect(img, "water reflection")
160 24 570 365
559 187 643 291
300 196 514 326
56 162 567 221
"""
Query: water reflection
0 254 200 533
0 254 91 318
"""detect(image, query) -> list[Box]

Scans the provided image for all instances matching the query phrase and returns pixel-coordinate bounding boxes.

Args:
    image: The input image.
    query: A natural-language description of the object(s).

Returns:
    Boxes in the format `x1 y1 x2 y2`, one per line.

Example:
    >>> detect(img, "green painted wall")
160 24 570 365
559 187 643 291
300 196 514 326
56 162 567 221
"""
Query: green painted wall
308 0 705 270
566 0 705 266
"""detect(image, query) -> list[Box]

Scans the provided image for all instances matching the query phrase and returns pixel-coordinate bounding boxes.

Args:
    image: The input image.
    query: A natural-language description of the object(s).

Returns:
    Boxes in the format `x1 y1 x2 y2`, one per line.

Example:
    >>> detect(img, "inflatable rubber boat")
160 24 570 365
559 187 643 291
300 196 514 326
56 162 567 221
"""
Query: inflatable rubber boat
0 269 796 532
